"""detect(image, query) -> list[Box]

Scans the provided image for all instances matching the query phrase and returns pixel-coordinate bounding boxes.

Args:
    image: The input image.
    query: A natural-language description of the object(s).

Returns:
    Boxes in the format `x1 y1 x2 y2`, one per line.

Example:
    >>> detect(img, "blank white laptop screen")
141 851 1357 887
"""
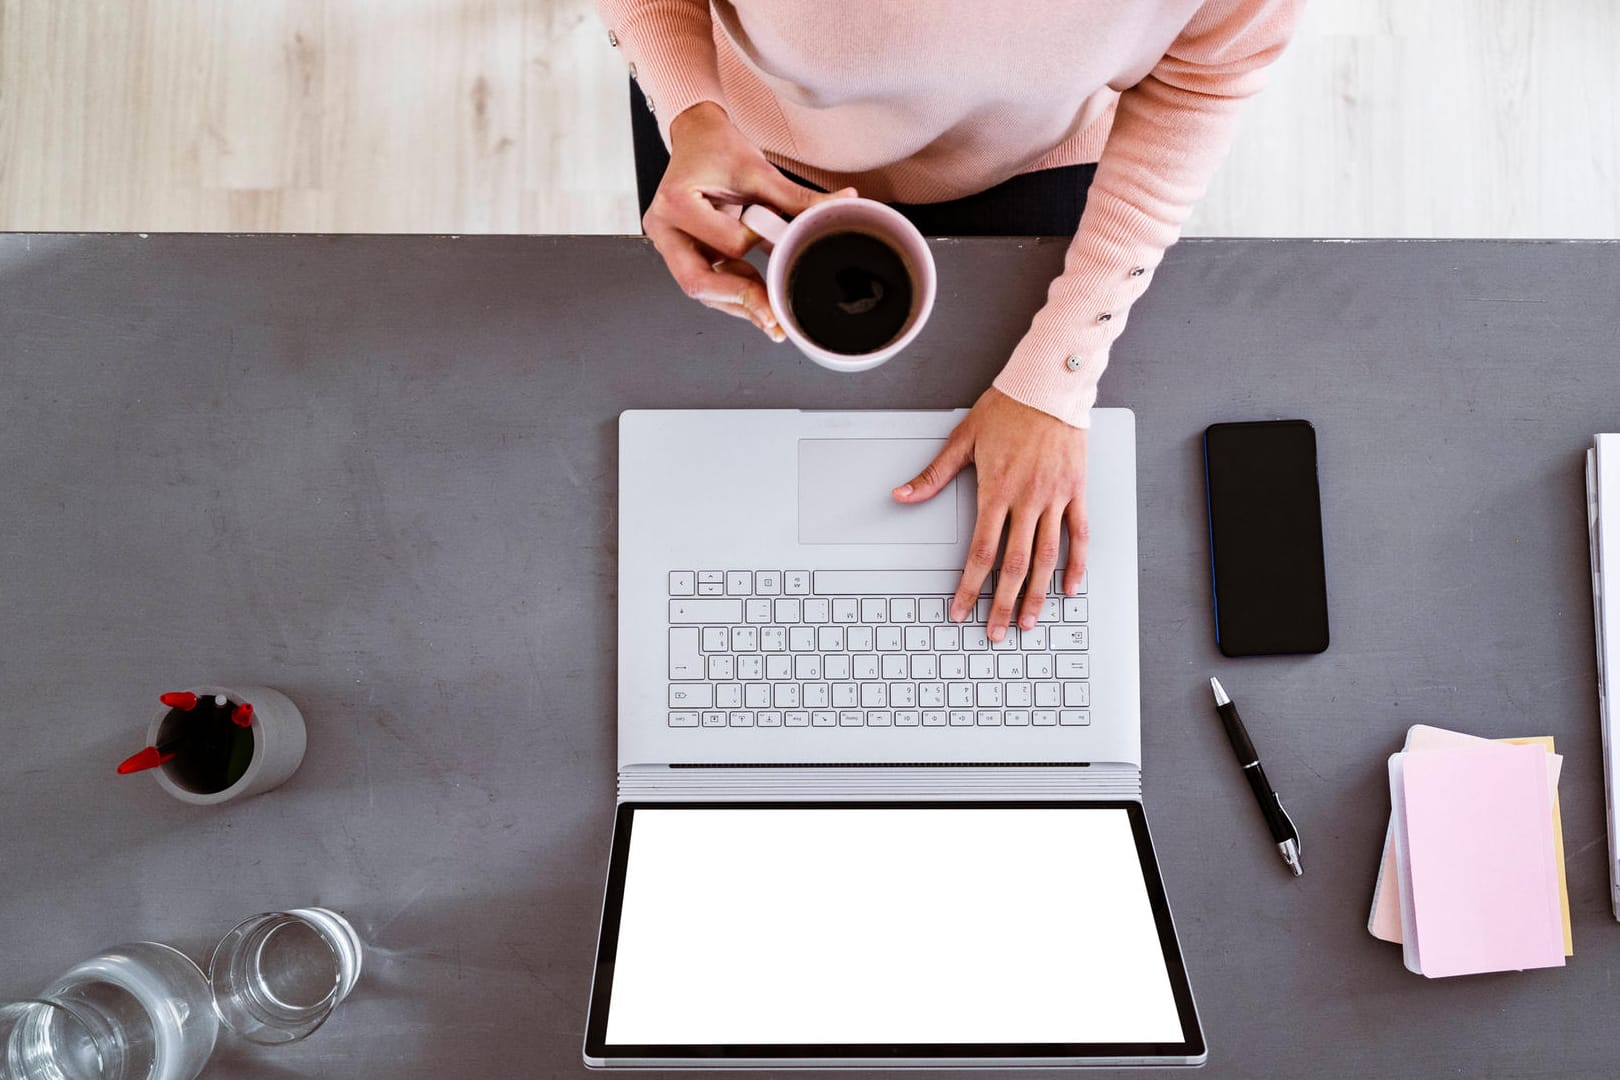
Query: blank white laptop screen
586 802 1201 1065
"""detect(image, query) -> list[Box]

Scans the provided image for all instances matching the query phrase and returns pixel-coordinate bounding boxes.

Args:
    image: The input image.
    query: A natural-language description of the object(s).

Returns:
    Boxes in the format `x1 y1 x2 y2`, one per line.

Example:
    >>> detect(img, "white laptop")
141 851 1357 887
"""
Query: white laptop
586 409 1205 1069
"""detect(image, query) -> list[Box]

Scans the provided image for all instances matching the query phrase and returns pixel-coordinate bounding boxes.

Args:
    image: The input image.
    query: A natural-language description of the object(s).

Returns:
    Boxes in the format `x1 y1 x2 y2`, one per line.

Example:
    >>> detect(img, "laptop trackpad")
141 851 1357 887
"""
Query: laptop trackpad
798 438 958 545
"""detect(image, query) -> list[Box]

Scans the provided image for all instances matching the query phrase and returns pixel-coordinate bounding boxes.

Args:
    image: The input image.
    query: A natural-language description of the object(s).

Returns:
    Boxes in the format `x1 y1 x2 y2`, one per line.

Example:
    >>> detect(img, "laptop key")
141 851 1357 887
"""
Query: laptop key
838 711 864 727
1063 682 1090 707
948 710 974 727
918 597 947 623
669 711 699 727
729 711 754 727
1051 626 1089 651
803 598 831 623
867 711 893 727
1060 710 1091 726
1064 597 1089 622
1033 710 1058 726
746 599 773 624
1005 710 1031 726
669 628 703 680
785 571 810 595
1056 654 1089 679
785 711 811 727
757 710 783 727
999 652 1028 678
669 684 713 708
756 571 781 596
977 710 1003 726
895 710 920 726
922 710 947 726
701 711 726 727
669 571 695 596
670 599 743 624
1054 570 1087 595
811 711 837 727
814 570 974 595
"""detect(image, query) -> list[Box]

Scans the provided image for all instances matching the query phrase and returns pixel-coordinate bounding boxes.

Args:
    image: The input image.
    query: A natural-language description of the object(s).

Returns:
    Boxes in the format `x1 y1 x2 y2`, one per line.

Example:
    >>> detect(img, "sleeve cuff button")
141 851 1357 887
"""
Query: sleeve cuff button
1129 266 1146 277
1065 354 1082 372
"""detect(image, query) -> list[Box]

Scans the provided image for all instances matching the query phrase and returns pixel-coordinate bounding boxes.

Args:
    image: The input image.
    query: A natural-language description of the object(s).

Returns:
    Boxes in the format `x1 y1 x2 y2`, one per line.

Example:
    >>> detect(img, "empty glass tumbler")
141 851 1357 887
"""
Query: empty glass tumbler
1 943 218 1080
208 908 362 1045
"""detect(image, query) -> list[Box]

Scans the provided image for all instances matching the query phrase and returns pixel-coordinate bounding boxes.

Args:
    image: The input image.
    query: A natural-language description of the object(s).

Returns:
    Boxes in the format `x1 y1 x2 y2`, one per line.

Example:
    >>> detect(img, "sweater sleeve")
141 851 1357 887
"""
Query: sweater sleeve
597 0 725 143
992 0 1303 428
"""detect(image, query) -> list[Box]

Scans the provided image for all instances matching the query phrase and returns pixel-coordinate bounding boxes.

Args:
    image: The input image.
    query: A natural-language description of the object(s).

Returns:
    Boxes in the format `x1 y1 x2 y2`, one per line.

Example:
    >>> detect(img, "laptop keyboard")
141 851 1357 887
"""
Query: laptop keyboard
666 569 1090 730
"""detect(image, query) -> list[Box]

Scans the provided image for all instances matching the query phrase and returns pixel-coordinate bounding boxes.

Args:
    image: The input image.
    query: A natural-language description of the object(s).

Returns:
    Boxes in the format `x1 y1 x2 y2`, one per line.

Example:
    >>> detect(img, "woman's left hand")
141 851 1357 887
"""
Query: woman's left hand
892 388 1089 640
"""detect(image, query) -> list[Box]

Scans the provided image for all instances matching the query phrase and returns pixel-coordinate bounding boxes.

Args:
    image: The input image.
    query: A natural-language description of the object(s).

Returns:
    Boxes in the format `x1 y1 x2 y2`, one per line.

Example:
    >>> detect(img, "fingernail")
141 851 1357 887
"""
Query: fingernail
1020 615 1036 630
894 483 913 497
989 625 1004 642
949 606 963 622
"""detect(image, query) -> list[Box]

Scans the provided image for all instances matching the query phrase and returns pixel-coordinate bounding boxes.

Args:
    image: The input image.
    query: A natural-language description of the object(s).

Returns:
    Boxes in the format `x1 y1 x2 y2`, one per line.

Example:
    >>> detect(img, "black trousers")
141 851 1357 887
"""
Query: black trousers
630 81 1097 238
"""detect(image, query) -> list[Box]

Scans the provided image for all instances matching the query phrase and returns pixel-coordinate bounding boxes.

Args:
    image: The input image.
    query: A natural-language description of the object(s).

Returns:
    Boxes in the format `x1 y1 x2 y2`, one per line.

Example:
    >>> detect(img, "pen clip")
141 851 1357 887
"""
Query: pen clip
1273 794 1300 857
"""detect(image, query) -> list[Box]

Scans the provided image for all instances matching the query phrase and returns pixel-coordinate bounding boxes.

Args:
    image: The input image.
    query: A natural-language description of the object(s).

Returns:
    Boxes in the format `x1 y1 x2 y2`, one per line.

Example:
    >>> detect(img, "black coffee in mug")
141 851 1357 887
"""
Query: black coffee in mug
787 230 915 355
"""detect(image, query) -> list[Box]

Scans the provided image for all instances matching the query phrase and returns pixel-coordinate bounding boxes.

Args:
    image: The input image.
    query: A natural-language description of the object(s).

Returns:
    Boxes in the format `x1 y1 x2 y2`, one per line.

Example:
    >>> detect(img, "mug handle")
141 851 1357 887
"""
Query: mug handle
717 203 790 253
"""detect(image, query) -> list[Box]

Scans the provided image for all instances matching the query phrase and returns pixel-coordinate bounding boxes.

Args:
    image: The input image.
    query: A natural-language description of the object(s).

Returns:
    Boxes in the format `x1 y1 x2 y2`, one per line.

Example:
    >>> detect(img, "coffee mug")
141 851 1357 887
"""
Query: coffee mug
730 197 936 372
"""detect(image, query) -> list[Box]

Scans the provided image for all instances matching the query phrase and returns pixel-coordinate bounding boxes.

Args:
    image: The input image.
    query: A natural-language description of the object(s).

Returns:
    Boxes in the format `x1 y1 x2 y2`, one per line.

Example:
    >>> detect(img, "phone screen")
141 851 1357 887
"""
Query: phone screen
1202 420 1329 656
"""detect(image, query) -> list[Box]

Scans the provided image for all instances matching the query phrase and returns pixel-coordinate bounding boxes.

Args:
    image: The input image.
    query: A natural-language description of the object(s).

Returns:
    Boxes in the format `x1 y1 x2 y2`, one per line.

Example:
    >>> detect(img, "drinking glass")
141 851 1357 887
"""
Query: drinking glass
208 908 362 1045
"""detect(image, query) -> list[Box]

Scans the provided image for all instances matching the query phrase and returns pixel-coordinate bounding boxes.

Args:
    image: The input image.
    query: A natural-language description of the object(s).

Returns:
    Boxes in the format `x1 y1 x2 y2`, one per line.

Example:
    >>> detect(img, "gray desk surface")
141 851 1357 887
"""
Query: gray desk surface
2 234 1618 1078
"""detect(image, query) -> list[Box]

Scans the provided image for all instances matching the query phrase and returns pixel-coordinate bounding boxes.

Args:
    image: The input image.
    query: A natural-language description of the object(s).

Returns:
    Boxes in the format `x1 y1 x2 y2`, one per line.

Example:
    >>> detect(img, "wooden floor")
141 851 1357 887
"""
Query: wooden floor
1 0 1615 237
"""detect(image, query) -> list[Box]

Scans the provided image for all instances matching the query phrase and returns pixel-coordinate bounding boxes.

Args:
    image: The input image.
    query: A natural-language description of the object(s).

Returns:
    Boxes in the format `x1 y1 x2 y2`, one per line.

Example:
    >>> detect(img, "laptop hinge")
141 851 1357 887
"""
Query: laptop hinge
617 764 1141 801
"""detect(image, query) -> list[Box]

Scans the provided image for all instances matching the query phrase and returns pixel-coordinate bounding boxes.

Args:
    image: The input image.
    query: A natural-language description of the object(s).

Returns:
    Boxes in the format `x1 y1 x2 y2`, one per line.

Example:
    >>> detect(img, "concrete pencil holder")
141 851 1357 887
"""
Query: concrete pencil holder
146 685 306 806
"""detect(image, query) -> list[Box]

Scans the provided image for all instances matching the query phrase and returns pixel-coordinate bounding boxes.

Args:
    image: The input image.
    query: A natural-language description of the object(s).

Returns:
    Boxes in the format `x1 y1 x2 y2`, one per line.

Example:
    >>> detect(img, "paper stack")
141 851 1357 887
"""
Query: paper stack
1369 725 1569 978
1586 434 1620 920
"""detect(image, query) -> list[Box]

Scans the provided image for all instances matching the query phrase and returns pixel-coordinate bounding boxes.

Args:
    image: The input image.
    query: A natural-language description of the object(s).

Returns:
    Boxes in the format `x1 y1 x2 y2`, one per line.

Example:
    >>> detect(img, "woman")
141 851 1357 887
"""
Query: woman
600 1 1301 638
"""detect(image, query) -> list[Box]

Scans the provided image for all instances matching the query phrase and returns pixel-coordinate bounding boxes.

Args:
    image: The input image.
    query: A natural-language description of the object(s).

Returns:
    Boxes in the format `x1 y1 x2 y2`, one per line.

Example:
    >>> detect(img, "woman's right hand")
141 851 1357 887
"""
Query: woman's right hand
645 101 855 341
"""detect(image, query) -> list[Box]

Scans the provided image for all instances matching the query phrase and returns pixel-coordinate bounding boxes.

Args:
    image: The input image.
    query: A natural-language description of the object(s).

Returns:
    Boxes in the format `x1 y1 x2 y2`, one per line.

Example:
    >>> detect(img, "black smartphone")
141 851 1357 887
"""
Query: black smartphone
1202 420 1330 656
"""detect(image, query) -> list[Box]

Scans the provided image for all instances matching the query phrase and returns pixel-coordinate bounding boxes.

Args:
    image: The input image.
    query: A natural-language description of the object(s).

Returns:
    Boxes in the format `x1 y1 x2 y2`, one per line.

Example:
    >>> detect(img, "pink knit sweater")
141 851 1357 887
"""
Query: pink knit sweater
600 0 1301 427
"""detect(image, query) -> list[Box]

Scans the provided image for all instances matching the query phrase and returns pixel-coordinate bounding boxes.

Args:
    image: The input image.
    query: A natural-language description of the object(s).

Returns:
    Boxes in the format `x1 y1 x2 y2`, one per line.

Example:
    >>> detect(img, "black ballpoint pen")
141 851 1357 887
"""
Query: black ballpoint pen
1209 677 1302 876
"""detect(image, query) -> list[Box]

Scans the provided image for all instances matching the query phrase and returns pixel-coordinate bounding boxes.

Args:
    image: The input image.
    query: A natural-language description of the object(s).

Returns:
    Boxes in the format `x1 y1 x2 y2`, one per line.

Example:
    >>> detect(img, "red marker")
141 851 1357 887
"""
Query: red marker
230 702 254 728
116 746 176 775
160 692 198 711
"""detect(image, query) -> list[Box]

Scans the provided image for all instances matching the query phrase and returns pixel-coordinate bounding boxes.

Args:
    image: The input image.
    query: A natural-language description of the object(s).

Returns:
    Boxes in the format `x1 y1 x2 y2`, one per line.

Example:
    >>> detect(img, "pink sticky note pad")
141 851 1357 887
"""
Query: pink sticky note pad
1396 743 1564 977
1370 726 1564 945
